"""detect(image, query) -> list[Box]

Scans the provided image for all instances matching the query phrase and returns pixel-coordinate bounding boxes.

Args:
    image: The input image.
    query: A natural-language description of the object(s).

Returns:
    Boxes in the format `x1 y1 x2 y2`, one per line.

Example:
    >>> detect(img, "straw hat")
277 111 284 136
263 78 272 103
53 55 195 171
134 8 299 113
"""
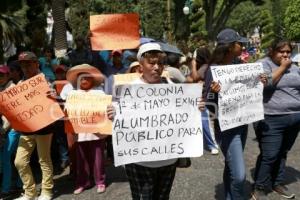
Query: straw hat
66 64 104 87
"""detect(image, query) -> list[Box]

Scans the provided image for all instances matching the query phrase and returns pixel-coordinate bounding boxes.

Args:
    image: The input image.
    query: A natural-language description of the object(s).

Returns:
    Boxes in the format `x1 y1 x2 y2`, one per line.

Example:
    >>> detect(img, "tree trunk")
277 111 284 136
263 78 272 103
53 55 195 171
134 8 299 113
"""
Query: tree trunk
173 0 190 42
0 25 4 63
52 0 67 58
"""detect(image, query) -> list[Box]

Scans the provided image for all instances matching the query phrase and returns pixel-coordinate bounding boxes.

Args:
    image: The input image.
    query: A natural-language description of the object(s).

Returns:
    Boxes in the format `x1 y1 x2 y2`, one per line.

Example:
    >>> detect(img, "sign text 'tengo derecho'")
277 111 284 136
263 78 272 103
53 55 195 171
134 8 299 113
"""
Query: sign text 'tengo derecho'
211 63 264 131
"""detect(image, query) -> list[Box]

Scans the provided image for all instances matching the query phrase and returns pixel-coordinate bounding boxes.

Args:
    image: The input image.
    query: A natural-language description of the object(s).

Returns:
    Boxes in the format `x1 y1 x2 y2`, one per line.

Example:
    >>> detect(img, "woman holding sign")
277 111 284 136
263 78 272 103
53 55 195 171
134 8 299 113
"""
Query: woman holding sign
120 43 177 200
204 28 267 200
64 64 111 195
252 40 300 199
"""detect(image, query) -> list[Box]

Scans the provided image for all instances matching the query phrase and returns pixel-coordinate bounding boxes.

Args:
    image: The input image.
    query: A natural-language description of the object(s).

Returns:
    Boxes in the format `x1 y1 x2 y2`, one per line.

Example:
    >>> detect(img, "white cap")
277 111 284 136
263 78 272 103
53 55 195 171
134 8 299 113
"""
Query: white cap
137 43 162 61
129 61 140 69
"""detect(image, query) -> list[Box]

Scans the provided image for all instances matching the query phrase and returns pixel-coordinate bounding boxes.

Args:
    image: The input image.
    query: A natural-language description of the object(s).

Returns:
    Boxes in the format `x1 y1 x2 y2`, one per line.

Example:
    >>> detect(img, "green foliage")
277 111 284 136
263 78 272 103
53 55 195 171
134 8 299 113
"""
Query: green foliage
0 0 28 62
189 0 205 35
68 0 167 41
138 0 166 40
284 0 300 41
272 0 288 39
226 1 262 36
259 8 275 49
68 0 91 39
25 0 48 50
201 0 266 41
0 0 23 12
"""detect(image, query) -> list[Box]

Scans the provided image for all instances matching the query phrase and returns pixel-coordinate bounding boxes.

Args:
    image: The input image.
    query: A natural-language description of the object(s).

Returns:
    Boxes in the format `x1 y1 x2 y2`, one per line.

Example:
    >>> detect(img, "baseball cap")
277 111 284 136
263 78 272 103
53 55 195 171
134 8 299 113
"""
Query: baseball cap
55 65 67 73
111 49 123 56
217 28 248 44
137 43 163 61
0 65 9 74
18 51 38 62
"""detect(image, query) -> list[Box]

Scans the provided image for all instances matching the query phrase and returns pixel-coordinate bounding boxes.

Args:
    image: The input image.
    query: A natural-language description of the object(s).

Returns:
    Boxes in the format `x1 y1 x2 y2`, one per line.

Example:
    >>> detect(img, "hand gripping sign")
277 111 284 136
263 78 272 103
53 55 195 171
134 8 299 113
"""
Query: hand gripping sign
210 63 264 131
0 74 64 132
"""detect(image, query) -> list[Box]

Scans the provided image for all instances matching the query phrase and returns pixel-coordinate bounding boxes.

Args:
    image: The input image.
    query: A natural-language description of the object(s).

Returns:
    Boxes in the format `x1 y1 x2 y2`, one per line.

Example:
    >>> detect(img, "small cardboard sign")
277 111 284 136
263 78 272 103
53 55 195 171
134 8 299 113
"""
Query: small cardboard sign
65 90 112 134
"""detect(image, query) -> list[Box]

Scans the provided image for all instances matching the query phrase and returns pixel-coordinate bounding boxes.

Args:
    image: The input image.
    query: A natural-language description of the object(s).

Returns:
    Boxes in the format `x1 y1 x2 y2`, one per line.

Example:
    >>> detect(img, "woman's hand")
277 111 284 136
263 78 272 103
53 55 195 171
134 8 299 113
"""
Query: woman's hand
210 81 221 93
46 89 58 100
107 104 115 121
259 73 268 86
280 57 292 69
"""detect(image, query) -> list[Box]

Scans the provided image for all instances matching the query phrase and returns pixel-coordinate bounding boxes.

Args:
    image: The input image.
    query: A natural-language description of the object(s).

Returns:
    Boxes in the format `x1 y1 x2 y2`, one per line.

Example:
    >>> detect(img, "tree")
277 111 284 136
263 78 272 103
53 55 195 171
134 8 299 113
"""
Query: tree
202 0 264 41
68 0 91 40
52 0 68 58
259 8 274 49
173 0 190 42
68 0 167 42
0 0 27 63
190 0 206 38
284 0 300 41
141 0 167 40
25 0 48 53
226 1 262 36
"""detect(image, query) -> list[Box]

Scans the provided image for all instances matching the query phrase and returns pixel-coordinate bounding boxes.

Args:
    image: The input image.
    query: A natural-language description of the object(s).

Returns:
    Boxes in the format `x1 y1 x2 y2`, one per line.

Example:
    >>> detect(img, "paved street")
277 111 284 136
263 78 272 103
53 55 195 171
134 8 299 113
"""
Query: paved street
7 126 298 200
49 126 300 200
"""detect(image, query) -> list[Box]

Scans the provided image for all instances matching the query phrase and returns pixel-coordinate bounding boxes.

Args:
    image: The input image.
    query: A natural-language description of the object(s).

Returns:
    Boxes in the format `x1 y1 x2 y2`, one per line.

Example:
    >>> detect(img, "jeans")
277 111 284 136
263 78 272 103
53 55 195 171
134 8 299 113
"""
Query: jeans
202 108 218 150
216 125 248 200
1 129 22 193
254 113 300 189
53 121 69 162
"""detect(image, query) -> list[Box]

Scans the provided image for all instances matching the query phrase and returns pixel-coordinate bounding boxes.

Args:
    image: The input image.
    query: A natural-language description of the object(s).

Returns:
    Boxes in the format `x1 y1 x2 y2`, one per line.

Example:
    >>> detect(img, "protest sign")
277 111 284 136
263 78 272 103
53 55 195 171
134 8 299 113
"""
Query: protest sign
112 84 203 166
90 13 140 50
211 63 264 131
65 91 112 134
113 73 141 97
114 73 141 86
0 74 64 132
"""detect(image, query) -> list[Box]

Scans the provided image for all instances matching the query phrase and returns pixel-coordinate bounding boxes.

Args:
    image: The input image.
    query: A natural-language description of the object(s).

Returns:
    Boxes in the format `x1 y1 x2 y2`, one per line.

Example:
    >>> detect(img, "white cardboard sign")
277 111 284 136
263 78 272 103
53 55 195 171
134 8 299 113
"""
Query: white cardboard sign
112 84 203 166
211 63 264 131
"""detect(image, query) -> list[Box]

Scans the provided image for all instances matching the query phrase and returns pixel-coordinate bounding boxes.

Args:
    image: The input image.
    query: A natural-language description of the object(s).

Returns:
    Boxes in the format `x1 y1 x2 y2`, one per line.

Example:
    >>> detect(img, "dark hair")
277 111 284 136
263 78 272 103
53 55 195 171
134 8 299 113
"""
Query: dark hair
196 47 211 67
43 46 56 59
210 43 235 65
268 39 293 57
142 51 166 64
166 53 180 67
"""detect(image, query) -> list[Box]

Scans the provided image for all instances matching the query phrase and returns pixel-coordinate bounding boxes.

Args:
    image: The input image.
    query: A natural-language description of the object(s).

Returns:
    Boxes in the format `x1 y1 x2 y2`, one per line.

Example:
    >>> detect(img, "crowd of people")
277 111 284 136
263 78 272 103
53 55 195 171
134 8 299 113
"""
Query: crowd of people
0 27 299 200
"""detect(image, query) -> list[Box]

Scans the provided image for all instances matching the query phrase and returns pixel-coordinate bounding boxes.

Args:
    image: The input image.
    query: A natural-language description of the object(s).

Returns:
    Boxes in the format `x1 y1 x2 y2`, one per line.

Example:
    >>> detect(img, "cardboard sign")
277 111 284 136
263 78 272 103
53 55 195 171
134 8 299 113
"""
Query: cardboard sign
65 90 112 134
0 74 64 132
211 63 264 131
112 84 203 166
90 13 140 50
114 73 141 86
